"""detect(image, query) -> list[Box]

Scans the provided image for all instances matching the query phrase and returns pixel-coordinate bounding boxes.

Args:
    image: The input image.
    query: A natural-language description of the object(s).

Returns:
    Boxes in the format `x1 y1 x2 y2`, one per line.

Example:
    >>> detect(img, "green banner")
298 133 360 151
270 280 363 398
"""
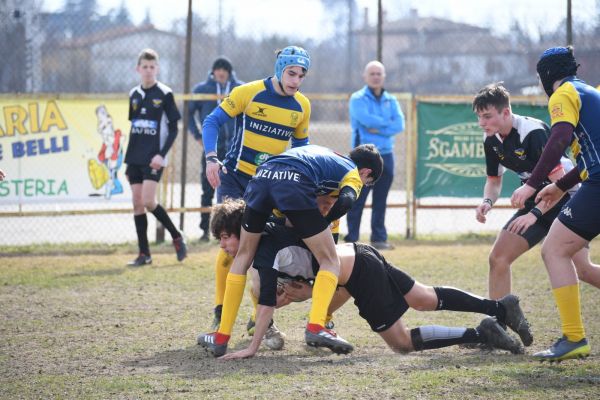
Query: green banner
415 102 549 198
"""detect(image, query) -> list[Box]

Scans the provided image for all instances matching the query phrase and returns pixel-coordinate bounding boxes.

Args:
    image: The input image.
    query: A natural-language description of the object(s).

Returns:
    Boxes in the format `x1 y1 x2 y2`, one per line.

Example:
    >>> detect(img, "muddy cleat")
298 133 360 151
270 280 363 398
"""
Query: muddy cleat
197 332 229 357
173 237 187 261
127 253 152 267
478 317 524 354
264 323 286 350
212 305 222 330
534 336 590 362
499 294 533 347
247 317 256 336
305 323 354 354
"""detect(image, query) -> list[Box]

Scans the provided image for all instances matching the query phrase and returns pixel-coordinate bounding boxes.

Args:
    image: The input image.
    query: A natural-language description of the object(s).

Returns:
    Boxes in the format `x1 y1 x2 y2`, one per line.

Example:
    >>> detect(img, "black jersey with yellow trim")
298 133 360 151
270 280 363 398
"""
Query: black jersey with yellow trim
125 82 180 166
218 78 310 177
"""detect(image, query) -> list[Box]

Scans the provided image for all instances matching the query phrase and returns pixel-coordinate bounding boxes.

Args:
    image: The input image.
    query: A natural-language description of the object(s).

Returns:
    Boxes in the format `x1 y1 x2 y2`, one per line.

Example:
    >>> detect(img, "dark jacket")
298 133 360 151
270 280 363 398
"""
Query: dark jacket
188 70 243 157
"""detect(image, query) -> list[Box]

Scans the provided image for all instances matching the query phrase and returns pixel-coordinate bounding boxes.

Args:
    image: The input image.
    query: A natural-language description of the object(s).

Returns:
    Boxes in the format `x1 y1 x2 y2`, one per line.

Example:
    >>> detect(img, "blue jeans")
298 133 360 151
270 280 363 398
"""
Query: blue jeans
345 152 394 242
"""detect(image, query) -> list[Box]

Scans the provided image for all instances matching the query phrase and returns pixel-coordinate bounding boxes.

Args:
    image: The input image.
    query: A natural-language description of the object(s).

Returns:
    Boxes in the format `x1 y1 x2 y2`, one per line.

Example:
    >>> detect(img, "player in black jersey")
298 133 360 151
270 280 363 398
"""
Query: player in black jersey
204 198 528 360
472 83 599 300
125 49 187 266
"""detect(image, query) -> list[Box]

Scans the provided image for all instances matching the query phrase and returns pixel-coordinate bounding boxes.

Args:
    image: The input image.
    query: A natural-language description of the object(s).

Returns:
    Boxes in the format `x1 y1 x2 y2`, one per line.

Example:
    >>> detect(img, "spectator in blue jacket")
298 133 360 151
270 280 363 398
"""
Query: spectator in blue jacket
189 57 243 241
344 61 405 250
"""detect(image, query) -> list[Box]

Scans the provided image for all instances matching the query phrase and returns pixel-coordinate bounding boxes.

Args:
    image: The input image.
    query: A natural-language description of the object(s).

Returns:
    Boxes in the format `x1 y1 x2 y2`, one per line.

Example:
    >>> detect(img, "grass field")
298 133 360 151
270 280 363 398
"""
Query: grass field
1 238 599 399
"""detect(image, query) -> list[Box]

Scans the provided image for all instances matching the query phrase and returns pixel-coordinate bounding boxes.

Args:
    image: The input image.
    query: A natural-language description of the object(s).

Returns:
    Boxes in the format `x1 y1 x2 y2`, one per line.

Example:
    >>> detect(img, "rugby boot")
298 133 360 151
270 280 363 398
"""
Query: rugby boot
263 322 286 350
305 323 354 354
498 294 533 346
478 317 524 354
127 253 152 267
533 336 590 362
212 305 222 330
173 237 187 261
197 332 229 357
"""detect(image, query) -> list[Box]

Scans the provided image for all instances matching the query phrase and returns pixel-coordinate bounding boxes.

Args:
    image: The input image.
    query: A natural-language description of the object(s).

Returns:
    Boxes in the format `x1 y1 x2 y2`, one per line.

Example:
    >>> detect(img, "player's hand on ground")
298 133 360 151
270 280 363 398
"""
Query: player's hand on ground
511 184 535 209
219 348 256 360
149 154 164 170
206 159 223 189
535 183 565 209
507 213 536 235
475 202 491 223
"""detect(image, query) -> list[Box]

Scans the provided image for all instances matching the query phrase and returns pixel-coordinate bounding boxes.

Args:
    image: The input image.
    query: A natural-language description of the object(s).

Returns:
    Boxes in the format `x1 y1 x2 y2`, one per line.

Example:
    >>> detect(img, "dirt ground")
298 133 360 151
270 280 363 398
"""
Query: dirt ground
1 242 599 399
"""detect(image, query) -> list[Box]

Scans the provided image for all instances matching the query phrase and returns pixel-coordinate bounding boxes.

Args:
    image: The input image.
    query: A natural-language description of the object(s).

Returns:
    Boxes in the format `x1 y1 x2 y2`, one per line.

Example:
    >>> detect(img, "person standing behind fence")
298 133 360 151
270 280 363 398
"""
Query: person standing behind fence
189 57 243 242
344 61 404 250
124 48 187 267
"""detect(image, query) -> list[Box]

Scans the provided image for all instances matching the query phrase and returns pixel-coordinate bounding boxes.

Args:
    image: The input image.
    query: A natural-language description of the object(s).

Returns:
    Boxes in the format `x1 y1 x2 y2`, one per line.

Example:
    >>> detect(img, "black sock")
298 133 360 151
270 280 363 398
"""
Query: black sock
411 326 483 351
150 204 181 239
433 286 504 319
134 214 150 256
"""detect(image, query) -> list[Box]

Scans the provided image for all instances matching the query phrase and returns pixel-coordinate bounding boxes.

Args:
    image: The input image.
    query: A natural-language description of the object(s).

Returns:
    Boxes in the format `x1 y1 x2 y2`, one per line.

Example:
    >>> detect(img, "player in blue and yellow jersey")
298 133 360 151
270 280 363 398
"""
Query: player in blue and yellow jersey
198 144 383 356
199 46 312 329
511 46 600 361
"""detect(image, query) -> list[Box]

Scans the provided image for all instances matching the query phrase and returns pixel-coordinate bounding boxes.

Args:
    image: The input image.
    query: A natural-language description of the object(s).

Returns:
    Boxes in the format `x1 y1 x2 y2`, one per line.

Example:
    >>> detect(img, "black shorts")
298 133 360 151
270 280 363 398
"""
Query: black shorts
344 243 415 332
503 194 570 248
126 164 163 184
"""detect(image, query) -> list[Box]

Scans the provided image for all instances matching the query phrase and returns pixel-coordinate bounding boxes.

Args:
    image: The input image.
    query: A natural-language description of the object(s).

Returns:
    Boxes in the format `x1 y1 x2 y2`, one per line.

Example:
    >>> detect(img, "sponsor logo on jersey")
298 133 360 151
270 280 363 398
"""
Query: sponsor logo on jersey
290 112 299 126
225 97 235 109
141 107 147 115
132 98 139 111
252 106 268 117
551 103 564 119
514 148 526 160
131 119 158 135
152 99 163 108
254 152 271 165
247 120 294 138
562 206 573 218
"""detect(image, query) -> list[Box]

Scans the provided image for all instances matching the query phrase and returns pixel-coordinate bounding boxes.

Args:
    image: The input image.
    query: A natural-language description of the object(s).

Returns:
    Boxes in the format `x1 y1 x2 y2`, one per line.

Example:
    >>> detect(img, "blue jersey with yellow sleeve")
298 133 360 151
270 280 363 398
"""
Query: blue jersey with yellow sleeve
219 78 311 177
548 77 600 181
265 144 363 197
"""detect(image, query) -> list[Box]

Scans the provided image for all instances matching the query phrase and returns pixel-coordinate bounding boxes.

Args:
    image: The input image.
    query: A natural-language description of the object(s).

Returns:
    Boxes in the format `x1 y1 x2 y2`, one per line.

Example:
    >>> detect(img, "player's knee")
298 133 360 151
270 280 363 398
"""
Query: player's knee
488 250 510 270
143 199 156 211
389 339 412 354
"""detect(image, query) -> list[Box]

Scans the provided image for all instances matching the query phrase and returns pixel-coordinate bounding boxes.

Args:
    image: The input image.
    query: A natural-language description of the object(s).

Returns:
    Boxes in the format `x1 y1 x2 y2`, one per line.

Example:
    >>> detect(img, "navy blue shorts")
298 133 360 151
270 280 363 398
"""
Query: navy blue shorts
217 169 251 203
558 180 600 241
126 164 163 184
244 163 318 214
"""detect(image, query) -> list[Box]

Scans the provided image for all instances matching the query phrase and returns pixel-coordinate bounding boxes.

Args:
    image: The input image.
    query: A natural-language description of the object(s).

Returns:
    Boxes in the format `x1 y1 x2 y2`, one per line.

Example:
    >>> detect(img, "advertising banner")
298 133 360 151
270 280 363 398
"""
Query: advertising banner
415 102 549 198
0 99 131 204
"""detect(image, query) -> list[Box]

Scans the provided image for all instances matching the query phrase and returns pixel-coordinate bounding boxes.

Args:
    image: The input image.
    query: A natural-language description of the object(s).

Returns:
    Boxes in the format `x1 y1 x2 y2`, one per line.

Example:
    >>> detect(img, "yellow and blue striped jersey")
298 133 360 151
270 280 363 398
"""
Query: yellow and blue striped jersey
548 77 600 181
266 144 363 197
220 78 310 177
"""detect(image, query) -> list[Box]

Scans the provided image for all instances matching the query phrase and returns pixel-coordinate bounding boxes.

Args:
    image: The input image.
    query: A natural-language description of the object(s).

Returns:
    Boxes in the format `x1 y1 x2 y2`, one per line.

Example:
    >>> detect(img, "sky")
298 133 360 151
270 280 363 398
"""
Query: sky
40 0 598 41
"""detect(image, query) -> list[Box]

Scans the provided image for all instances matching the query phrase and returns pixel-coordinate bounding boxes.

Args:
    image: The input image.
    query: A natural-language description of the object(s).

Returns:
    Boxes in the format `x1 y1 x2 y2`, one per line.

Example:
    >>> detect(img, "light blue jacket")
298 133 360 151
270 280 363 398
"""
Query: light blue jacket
349 86 405 154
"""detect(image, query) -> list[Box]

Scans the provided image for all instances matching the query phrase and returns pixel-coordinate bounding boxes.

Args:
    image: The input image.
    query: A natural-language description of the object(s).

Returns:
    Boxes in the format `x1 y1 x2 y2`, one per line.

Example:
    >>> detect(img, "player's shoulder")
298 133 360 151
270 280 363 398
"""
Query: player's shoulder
155 81 174 95
235 79 267 94
128 85 142 97
293 91 311 108
512 113 548 142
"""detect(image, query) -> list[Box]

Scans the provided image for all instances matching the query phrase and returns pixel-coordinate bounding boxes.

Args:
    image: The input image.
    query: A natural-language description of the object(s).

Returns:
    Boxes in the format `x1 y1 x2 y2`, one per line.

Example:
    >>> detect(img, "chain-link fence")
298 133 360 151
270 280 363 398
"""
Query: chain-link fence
1 0 598 245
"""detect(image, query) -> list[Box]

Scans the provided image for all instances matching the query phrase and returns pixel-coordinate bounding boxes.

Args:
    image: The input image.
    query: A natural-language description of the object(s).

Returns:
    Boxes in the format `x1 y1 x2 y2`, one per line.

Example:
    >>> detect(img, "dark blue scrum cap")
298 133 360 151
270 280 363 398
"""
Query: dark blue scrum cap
536 46 578 97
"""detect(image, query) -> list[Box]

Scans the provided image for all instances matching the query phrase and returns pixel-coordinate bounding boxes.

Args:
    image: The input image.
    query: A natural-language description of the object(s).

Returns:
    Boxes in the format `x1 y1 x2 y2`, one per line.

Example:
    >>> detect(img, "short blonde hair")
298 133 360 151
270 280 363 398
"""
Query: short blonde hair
137 48 159 65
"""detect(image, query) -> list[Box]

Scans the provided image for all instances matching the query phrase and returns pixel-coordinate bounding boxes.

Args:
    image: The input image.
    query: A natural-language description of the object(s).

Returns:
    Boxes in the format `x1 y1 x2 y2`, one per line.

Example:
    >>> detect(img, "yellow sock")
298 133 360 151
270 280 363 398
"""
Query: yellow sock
249 287 258 322
214 249 233 306
308 270 338 327
217 273 246 336
553 284 585 342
